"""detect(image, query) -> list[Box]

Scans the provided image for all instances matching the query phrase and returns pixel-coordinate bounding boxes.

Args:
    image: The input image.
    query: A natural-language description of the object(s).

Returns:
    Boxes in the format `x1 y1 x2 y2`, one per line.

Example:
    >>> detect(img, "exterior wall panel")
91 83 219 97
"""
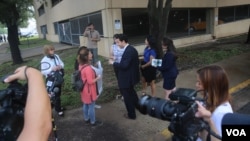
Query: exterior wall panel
215 19 250 38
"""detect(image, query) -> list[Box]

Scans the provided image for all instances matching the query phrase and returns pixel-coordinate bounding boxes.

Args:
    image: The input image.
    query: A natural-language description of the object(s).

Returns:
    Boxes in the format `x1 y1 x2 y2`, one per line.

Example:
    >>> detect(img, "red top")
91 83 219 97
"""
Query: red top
79 64 97 104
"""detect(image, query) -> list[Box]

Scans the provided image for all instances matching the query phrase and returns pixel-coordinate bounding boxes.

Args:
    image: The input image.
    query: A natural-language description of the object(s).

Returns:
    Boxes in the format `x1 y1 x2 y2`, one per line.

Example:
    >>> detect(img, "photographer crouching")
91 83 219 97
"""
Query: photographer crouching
138 65 233 141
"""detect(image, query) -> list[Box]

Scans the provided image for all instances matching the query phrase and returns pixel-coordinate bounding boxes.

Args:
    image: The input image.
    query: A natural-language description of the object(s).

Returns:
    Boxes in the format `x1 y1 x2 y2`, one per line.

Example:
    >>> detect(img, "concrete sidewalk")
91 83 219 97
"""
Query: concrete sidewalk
1 42 250 141
0 42 74 64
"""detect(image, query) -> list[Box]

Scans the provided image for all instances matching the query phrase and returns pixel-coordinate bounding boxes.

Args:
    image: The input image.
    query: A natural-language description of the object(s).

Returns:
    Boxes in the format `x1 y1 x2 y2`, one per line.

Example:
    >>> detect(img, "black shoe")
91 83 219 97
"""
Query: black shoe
91 120 103 127
84 119 90 125
123 113 136 120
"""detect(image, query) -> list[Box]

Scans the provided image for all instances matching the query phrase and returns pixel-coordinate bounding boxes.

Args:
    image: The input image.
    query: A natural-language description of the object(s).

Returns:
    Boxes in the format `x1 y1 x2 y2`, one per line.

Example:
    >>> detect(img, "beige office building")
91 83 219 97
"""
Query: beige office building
33 0 250 57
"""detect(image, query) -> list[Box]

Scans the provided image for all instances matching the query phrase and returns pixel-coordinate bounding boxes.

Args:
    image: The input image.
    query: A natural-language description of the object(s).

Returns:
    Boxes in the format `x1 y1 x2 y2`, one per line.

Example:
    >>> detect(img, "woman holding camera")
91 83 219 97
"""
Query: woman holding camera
195 65 233 141
41 44 65 116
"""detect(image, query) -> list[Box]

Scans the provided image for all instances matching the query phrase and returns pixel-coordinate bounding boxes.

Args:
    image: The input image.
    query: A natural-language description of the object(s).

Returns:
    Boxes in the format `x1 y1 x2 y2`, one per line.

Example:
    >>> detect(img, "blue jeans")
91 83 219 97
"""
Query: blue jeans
89 48 98 65
83 102 95 124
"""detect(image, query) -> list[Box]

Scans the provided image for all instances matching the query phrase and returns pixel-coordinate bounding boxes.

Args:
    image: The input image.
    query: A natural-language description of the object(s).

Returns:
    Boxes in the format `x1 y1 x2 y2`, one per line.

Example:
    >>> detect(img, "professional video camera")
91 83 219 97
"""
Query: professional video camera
138 88 213 141
45 69 64 106
0 77 28 141
0 63 60 141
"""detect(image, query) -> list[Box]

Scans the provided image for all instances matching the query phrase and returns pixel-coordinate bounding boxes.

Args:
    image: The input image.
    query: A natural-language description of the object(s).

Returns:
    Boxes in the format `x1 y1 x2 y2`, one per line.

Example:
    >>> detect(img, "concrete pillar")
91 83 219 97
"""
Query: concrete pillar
212 7 219 39
98 8 123 58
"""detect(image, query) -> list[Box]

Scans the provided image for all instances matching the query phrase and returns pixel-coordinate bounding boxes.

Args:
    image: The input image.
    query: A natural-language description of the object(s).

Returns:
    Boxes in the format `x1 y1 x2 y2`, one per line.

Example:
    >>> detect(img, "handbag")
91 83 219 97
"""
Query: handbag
47 70 64 87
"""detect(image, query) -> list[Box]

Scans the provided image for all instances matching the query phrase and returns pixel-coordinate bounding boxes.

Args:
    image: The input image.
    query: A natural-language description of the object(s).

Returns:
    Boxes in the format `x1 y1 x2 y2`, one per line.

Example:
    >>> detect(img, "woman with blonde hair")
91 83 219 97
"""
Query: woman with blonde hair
41 44 65 116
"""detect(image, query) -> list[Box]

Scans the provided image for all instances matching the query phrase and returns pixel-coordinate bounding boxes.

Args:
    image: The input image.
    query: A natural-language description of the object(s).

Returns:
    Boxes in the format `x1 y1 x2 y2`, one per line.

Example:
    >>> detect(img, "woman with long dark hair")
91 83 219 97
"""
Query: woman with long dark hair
140 35 157 96
156 37 179 100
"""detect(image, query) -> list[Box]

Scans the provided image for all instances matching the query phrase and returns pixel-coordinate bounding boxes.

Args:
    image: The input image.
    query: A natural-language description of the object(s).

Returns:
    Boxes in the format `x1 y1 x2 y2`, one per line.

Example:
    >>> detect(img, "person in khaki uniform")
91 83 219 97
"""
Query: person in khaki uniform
83 23 100 65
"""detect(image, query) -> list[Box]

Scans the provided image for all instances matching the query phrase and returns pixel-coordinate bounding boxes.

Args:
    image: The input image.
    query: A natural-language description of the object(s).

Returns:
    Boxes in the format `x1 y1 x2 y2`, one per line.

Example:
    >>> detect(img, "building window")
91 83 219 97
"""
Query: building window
219 5 250 23
54 22 59 34
40 25 47 39
235 5 249 20
122 8 207 44
38 5 45 16
51 0 63 7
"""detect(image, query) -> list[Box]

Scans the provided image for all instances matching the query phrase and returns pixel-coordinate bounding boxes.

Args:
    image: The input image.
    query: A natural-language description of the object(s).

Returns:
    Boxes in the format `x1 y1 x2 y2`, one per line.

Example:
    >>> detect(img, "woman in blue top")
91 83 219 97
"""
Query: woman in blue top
157 37 179 100
140 35 157 96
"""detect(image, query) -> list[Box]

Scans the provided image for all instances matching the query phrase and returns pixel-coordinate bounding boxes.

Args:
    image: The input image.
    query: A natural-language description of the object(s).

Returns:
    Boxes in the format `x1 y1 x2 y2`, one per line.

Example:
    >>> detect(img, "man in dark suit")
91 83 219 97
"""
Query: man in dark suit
109 34 140 120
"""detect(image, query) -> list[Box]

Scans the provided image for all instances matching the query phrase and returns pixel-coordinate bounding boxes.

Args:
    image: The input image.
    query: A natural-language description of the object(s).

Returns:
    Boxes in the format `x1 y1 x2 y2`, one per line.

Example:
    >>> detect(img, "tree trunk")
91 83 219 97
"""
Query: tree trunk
245 24 250 44
148 0 172 59
7 24 23 64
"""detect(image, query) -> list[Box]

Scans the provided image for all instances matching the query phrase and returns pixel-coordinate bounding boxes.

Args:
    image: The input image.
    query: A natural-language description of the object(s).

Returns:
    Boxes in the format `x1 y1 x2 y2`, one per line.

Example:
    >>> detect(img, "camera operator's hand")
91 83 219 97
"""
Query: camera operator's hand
5 66 52 141
195 101 220 141
195 101 211 122
4 66 29 82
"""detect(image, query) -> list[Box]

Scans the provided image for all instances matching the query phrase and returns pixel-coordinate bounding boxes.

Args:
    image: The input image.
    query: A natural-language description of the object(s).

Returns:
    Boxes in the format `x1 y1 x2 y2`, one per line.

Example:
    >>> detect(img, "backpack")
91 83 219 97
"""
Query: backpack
71 65 87 92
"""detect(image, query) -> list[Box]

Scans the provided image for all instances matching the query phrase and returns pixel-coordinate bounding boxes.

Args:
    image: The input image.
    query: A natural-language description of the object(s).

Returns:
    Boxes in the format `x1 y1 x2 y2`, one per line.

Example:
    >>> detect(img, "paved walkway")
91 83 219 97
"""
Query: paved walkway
1 42 250 141
0 42 74 64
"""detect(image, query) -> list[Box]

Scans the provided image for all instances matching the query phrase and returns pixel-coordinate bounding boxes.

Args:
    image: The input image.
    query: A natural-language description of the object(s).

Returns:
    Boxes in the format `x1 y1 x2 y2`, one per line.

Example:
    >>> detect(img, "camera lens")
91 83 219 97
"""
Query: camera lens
138 95 176 121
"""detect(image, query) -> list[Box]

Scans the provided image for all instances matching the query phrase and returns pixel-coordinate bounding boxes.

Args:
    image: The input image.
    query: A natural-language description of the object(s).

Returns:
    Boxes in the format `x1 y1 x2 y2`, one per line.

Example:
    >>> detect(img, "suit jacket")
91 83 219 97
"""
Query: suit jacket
157 51 179 78
113 45 140 89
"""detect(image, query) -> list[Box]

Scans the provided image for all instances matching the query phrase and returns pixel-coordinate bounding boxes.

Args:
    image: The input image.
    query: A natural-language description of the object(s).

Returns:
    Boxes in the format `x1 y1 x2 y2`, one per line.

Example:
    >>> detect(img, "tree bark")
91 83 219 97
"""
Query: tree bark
245 24 250 44
7 24 23 64
148 0 172 58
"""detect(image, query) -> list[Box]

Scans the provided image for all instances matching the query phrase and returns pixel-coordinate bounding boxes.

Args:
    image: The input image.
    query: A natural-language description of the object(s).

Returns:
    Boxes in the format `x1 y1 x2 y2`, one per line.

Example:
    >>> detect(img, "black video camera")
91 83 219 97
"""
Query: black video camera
138 88 208 141
0 78 27 141
45 70 64 106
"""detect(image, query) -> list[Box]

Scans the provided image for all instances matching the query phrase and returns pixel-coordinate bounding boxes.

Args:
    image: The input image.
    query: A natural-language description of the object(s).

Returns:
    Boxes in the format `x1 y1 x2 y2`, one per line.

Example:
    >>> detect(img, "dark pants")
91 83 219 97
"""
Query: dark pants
113 66 119 80
119 86 139 119
54 87 62 112
89 48 98 65
52 85 63 113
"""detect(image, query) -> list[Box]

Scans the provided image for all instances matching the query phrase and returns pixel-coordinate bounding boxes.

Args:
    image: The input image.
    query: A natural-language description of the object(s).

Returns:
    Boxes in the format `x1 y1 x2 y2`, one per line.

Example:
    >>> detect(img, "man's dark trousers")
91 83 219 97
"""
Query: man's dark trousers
120 86 139 119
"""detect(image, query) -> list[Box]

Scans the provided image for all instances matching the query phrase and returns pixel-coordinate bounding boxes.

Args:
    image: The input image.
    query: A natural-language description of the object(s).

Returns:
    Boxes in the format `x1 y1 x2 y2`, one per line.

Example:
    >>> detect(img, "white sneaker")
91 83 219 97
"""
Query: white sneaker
95 105 101 109
58 111 64 116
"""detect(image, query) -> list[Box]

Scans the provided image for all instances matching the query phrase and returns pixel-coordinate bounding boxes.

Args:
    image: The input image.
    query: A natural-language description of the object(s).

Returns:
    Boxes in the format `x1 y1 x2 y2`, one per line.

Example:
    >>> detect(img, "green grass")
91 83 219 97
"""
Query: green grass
19 37 52 49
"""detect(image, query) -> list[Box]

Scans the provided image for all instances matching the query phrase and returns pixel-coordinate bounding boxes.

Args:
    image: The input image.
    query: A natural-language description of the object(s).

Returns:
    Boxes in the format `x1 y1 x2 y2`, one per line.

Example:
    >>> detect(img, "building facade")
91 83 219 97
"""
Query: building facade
33 0 250 57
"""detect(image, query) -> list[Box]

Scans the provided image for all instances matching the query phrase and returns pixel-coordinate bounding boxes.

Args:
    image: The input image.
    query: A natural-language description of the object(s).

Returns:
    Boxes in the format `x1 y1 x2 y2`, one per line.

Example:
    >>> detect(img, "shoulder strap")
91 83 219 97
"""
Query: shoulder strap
54 55 61 66
79 65 88 71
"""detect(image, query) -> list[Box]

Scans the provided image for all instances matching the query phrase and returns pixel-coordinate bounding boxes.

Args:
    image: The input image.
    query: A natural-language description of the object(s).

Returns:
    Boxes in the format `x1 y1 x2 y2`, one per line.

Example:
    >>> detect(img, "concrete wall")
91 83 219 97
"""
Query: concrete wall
215 19 250 38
